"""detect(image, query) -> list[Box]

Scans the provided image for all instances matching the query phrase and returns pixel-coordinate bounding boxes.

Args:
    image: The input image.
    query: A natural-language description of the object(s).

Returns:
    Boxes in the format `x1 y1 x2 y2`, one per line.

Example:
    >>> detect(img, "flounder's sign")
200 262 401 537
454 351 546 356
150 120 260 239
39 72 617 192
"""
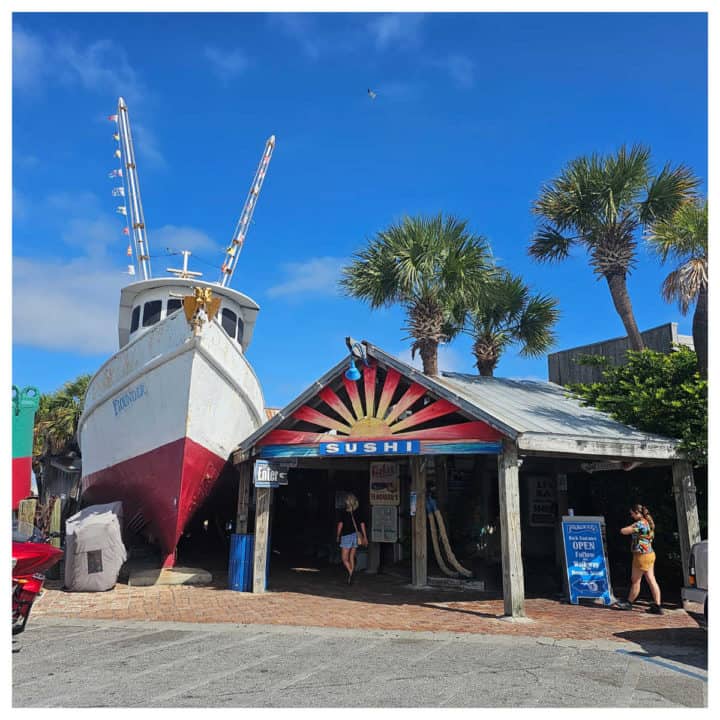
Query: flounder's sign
320 440 419 456
113 384 146 416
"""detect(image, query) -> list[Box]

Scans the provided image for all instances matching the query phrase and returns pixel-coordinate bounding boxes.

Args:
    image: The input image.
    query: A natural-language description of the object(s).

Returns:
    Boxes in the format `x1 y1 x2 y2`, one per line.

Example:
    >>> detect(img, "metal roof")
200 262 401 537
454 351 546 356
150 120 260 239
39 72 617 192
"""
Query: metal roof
434 372 673 443
233 341 680 462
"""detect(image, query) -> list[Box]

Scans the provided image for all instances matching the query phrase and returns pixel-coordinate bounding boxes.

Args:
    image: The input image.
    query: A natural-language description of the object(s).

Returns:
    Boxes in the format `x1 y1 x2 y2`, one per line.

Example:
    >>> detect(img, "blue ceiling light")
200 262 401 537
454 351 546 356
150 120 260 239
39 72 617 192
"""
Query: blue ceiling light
345 358 362 382
344 338 369 382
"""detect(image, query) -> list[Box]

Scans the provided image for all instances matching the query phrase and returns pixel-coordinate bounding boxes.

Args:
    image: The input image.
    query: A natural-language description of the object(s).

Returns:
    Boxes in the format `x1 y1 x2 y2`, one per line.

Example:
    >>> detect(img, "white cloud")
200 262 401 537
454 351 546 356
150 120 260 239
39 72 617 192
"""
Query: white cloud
368 13 424 51
12 255 126 355
131 122 167 170
432 54 475 89
12 26 45 90
205 46 249 79
13 25 143 99
271 14 321 59
150 225 220 255
266 256 346 299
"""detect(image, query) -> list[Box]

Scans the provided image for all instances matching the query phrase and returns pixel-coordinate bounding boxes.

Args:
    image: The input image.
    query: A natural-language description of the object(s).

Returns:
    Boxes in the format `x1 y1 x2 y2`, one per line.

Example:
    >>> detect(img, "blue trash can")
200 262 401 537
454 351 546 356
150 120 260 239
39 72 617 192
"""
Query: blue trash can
228 533 254 591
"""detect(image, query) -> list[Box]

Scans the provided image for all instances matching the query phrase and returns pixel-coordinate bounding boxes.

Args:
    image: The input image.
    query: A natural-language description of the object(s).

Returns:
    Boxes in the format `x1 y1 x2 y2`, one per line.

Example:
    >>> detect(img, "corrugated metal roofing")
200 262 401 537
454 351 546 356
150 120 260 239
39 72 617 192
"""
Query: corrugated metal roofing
433 372 674 444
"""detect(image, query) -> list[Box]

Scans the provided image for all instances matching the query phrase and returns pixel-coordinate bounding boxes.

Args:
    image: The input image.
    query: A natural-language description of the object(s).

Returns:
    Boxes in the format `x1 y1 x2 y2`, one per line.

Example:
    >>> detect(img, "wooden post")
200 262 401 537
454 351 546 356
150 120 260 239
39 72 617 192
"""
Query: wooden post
235 462 252 535
672 461 701 580
555 472 568 569
252 486 272 593
410 456 427 587
497 440 525 617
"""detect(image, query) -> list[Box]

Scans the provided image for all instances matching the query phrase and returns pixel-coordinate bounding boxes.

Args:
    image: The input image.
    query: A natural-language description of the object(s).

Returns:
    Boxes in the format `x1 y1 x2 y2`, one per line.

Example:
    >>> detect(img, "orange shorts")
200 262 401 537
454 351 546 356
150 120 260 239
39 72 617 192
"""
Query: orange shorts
632 551 656 572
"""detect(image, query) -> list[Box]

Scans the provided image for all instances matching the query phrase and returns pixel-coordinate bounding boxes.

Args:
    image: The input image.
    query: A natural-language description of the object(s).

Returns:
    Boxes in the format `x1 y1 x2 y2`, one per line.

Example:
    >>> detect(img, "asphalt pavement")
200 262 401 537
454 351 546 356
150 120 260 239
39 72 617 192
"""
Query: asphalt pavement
12 617 707 708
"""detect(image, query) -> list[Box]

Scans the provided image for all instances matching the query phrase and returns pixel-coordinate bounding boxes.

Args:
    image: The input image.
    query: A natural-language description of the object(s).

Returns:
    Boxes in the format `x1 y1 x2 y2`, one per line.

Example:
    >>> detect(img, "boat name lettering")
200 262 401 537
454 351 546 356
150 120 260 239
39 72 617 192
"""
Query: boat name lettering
320 440 420 456
113 384 146 416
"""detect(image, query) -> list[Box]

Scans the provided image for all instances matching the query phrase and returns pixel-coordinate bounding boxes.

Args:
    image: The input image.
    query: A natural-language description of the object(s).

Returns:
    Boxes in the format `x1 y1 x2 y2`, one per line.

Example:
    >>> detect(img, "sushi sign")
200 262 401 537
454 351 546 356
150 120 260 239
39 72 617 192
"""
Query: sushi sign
320 440 420 456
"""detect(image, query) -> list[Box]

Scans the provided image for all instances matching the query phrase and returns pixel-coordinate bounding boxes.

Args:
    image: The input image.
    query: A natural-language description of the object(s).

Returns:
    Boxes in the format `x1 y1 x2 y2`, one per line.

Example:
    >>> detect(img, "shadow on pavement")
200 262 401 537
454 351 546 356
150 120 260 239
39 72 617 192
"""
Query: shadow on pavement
613 627 707 670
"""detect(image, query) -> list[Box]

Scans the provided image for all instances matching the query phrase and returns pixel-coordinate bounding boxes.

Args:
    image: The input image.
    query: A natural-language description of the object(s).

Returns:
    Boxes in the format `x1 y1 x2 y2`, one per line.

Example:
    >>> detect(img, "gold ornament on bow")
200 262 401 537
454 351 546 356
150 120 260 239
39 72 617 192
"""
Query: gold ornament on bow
183 287 221 333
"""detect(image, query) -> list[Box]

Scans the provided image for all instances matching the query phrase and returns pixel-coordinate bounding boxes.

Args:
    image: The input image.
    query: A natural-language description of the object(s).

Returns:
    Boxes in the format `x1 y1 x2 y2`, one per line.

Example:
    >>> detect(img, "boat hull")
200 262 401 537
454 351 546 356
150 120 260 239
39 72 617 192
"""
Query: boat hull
79 309 265 567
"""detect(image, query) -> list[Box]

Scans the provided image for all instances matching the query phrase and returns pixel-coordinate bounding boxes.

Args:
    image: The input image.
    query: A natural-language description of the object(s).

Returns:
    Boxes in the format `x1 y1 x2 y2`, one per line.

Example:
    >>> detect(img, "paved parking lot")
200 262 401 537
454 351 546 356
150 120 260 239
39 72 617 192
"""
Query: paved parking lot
12 618 708 707
31 565 705 644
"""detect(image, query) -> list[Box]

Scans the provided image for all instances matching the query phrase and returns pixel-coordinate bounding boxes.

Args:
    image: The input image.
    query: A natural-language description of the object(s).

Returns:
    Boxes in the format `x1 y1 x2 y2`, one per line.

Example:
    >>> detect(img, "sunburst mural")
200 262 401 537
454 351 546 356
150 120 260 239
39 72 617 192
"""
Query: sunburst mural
259 365 505 458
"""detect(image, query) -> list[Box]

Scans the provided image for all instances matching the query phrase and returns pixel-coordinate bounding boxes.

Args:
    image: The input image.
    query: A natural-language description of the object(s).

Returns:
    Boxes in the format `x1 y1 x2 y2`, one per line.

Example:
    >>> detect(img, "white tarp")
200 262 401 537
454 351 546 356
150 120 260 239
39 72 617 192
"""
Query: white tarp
64 502 127 592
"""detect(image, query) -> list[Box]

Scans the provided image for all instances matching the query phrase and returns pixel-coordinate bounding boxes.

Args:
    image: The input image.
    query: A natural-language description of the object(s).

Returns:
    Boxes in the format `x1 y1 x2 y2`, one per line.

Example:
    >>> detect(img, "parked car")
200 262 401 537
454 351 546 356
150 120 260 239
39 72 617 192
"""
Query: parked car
681 539 707 623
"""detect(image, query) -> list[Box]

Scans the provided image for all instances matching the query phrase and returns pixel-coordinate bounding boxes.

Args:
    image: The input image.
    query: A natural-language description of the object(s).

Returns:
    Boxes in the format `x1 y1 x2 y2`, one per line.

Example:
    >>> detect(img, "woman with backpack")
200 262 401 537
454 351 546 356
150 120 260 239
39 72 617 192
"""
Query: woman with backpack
336 493 368 585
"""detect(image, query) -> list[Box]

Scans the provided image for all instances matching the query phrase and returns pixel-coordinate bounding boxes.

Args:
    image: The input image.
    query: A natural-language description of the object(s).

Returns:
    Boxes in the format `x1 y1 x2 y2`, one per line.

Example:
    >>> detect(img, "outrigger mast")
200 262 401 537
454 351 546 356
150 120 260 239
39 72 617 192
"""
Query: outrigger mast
116 97 152 280
219 135 275 287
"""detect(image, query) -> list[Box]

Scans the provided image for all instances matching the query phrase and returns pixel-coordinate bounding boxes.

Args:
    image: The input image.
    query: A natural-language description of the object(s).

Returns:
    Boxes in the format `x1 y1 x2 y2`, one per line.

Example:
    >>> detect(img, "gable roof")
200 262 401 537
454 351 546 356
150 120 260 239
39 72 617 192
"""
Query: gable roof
234 341 681 463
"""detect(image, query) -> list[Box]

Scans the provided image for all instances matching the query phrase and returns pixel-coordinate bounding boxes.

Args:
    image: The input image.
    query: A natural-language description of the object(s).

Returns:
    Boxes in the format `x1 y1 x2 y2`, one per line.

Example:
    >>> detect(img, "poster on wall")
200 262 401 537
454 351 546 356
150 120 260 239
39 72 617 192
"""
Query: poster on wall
527 475 557 527
371 505 398 543
561 516 614 605
369 462 400 505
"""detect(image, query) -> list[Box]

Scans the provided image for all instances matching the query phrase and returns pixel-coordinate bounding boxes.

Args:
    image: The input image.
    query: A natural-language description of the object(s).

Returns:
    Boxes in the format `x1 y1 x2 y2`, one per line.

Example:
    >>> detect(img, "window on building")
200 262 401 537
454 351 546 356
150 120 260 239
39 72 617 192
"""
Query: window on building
130 306 141 333
142 300 162 327
221 308 237 338
167 298 183 316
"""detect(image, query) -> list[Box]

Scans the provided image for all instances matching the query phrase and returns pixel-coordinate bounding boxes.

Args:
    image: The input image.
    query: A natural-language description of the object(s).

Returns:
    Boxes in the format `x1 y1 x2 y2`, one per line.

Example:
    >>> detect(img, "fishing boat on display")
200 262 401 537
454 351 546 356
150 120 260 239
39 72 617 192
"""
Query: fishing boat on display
78 97 273 568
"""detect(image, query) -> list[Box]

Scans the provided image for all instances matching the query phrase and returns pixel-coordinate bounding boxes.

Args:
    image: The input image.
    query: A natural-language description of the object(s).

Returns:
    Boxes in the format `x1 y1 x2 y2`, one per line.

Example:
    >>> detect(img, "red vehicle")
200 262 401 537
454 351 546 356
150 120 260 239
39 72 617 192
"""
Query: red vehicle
12 519 63 635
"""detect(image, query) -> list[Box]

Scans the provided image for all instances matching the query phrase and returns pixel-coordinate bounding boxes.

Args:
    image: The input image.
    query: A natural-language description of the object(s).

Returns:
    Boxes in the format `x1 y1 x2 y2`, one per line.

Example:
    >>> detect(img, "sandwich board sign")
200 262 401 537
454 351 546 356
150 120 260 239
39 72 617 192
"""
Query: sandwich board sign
561 516 614 606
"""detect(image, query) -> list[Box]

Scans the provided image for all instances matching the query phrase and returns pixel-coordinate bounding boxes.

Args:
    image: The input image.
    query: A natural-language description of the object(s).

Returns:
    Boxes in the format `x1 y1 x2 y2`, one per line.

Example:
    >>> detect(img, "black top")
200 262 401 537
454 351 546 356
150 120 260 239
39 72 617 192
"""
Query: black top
337 510 366 536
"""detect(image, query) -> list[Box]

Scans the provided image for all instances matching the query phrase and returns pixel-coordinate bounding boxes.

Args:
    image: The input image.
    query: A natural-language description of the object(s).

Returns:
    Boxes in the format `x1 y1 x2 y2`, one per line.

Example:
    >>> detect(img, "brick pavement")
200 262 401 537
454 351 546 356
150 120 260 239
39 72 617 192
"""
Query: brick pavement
30 565 705 645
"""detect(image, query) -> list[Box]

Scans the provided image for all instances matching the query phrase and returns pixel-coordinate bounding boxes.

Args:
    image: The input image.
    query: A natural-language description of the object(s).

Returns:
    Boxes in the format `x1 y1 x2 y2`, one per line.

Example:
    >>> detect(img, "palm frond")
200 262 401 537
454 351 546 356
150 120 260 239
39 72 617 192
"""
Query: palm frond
639 163 700 226
528 225 574 262
646 198 708 262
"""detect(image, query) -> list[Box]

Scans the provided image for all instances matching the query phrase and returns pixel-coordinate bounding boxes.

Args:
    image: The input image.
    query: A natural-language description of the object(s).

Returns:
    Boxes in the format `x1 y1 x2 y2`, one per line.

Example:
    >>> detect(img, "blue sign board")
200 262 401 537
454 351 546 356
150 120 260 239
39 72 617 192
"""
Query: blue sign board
561 517 614 606
319 440 421 456
253 460 288 488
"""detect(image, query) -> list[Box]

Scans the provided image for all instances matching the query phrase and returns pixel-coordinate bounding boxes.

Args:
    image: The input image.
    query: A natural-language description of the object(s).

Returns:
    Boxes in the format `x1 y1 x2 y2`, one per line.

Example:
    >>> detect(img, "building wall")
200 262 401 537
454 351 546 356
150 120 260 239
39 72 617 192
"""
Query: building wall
547 322 694 386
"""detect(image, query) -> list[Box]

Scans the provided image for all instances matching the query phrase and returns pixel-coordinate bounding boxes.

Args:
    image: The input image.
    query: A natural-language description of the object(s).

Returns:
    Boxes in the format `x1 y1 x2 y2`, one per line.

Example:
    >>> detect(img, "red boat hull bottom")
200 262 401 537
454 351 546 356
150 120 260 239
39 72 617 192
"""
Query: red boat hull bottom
81 437 226 568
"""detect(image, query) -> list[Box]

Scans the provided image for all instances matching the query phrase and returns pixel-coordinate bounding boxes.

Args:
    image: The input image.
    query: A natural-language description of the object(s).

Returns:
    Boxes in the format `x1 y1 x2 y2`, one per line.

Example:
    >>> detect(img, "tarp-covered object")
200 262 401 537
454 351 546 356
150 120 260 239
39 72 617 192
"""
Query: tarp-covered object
64 502 127 591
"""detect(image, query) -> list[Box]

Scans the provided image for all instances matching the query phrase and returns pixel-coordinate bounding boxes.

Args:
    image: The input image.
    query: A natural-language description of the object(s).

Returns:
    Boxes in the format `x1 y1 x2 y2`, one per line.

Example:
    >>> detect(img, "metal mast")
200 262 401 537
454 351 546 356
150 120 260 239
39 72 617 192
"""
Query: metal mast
219 135 275 287
117 97 152 280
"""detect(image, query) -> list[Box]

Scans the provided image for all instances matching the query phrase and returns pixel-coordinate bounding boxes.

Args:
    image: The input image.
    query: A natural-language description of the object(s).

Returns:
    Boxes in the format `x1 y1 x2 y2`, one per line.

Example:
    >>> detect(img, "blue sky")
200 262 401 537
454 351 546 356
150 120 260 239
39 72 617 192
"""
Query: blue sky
11 11 708 408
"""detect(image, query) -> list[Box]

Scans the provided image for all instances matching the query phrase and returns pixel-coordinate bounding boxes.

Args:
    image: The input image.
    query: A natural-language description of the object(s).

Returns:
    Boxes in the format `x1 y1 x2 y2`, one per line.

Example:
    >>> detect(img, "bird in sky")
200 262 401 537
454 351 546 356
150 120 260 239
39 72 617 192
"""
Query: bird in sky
367 88 377 100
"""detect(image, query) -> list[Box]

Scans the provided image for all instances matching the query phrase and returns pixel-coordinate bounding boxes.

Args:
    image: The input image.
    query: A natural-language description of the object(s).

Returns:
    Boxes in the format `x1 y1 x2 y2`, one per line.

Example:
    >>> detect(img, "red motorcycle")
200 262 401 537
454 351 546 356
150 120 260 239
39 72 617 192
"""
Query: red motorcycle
12 519 63 636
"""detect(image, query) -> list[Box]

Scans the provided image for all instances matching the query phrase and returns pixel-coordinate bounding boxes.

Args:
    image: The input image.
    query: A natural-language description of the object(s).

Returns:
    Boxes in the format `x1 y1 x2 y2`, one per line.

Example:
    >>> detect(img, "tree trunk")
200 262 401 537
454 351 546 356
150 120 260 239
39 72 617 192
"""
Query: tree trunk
692 284 708 379
476 360 496 377
605 272 645 351
472 336 499 376
418 339 439 376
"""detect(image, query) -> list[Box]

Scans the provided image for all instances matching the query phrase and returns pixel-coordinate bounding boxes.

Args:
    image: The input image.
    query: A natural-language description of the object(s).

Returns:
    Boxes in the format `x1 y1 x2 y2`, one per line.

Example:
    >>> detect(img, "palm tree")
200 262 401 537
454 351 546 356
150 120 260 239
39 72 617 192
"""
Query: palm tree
467 271 560 376
530 145 699 350
33 374 91 469
646 198 708 378
340 214 494 376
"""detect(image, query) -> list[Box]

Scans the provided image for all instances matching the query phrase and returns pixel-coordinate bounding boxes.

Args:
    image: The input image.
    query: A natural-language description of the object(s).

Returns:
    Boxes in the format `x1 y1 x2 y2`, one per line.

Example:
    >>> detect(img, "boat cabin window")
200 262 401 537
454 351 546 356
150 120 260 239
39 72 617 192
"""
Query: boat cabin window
167 298 183 316
142 300 162 327
236 317 244 344
130 306 141 333
221 308 237 338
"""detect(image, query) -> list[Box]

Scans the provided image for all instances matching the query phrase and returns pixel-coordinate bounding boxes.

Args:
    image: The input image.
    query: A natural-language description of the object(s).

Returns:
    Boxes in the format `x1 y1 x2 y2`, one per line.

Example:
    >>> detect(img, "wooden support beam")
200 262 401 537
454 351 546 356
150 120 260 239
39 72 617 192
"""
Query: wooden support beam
235 462 252 535
410 456 427 587
497 440 526 617
672 461 701 580
252 486 272 593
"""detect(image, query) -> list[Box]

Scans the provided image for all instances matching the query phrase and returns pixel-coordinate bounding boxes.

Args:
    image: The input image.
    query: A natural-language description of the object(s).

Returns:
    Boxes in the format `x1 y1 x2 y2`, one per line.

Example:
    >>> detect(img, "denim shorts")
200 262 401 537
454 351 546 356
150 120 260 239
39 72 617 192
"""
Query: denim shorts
340 532 358 549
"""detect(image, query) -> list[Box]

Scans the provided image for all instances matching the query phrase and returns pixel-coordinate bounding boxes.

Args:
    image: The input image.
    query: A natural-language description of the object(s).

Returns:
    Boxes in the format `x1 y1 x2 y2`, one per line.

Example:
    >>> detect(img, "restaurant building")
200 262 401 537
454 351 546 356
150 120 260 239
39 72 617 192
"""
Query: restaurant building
231 340 700 617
